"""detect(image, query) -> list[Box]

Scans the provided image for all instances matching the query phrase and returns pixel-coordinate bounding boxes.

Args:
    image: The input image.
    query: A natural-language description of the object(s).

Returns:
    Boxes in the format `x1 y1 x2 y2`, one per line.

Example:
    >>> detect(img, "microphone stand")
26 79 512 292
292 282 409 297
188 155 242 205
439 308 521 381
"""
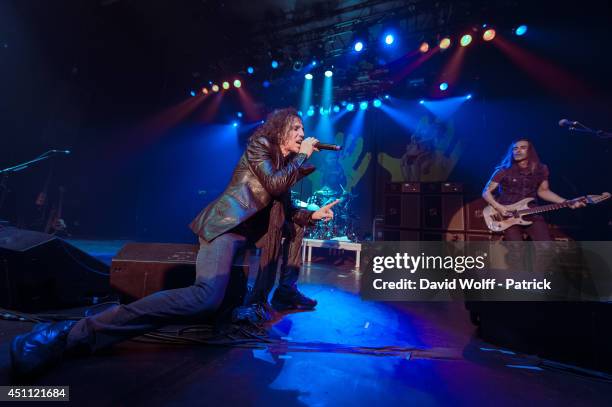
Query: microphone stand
568 122 612 140
0 151 62 225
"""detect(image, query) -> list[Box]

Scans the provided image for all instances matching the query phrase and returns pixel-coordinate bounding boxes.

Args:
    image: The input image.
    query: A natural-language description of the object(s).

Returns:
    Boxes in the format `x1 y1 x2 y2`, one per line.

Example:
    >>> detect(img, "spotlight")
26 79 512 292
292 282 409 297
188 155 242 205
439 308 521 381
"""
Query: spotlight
305 73 313 80
311 60 317 66
346 103 355 111
222 81 230 90
307 109 315 117
260 120 265 124
190 90 196 97
237 112 243 118
324 70 333 78
419 100 425 105
354 41 364 52
483 29 496 41
297 111 303 116
384 34 394 45
419 42 430 53
212 84 220 92
292 61 303 71
333 105 340 113
460 34 473 47
466 94 473 100
439 82 448 91
384 94 390 99
515 25 528 36
262 80 270 88
201 87 208 94
233 79 241 88
359 101 368 110
232 121 238 127
373 99 382 108
440 37 451 50
247 66 254 74
341 101 347 106
271 60 279 69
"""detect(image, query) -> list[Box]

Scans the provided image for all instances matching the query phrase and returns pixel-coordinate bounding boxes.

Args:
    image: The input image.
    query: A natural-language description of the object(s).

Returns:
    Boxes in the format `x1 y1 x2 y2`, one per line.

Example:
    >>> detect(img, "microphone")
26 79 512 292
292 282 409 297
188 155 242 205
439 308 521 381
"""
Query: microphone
315 143 342 151
558 119 579 128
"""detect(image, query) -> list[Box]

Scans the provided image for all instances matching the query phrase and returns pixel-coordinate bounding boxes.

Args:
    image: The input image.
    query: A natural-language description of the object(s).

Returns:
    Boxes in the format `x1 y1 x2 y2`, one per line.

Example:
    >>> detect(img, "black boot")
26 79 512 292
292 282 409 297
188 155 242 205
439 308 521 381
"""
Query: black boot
232 302 275 324
10 320 77 378
271 288 317 311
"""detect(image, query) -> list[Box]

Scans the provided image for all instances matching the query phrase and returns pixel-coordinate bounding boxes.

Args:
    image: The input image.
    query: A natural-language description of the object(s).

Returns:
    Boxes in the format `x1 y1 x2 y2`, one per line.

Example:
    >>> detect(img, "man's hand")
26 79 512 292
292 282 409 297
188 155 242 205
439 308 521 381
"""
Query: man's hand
494 204 512 217
312 199 340 222
299 137 319 158
568 198 587 209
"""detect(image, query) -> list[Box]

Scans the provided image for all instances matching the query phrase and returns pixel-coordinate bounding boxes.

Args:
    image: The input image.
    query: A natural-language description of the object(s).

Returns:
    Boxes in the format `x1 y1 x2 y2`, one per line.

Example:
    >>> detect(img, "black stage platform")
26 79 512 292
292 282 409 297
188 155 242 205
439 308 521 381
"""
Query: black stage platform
1 240 611 406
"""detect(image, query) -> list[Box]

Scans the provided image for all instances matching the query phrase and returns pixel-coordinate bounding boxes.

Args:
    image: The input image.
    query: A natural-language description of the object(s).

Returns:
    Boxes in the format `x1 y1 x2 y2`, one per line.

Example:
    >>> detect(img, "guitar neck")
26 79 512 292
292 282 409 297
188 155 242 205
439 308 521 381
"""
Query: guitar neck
518 200 574 216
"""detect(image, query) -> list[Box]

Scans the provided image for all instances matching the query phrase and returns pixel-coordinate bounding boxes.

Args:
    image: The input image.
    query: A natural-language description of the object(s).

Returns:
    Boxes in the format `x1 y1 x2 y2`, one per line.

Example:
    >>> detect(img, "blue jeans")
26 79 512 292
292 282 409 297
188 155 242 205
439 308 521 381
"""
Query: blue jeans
67 233 246 351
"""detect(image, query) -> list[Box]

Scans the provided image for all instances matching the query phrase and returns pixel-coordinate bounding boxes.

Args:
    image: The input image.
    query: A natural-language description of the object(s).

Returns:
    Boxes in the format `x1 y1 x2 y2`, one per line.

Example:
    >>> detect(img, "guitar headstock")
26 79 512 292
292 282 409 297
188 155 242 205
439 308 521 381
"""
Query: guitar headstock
584 192 611 204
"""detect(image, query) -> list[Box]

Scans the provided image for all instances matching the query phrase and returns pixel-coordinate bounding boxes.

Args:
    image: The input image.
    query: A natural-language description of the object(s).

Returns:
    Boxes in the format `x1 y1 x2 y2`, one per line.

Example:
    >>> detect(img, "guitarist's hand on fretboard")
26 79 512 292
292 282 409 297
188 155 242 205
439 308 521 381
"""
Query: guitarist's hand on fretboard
567 198 587 209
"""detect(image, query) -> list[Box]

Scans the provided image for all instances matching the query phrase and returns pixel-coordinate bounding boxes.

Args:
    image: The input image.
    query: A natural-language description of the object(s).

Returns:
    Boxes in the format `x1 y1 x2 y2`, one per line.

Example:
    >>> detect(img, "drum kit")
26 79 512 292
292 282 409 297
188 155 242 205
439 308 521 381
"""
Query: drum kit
292 185 359 241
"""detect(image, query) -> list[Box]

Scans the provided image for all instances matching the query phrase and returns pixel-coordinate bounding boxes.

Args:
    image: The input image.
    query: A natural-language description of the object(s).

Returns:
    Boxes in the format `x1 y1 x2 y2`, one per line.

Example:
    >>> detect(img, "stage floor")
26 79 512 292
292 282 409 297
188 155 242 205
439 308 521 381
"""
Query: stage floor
0 240 610 406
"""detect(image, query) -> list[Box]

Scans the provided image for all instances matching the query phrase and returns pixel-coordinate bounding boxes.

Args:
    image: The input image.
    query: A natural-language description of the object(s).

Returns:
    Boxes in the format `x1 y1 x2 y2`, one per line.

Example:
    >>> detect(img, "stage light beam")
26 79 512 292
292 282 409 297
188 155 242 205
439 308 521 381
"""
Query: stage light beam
233 79 241 88
460 34 473 47
222 81 230 90
515 25 528 36
419 42 430 53
439 82 449 91
384 34 394 45
483 29 496 41
440 38 451 50
324 70 333 78
354 41 364 52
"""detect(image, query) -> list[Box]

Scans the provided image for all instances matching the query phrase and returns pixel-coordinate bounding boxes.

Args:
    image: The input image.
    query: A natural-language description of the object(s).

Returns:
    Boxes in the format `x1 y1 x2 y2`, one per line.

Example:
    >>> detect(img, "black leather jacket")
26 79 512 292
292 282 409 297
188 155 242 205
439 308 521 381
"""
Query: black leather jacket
190 136 315 242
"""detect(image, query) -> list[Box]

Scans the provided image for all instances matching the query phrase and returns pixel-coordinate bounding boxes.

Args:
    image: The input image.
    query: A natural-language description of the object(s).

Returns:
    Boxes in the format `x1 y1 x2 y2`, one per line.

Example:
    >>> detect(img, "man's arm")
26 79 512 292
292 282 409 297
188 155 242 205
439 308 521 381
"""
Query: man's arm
246 137 308 196
482 171 510 215
537 180 586 208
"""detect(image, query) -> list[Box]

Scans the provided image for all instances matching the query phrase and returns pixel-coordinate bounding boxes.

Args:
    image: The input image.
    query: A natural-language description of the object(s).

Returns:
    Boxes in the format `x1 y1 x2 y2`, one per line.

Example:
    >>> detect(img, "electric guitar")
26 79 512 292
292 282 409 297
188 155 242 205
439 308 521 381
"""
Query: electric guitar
483 192 610 232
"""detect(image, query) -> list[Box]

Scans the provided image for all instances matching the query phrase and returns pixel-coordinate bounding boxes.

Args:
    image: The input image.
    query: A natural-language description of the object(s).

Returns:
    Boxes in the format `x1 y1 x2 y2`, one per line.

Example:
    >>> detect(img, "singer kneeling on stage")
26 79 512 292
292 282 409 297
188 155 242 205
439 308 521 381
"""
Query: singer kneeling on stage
10 107 339 378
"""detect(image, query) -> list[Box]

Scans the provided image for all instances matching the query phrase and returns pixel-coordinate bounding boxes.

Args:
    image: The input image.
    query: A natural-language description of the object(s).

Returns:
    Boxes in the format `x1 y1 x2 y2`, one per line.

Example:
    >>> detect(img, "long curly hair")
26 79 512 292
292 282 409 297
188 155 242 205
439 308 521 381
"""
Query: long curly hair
496 138 542 172
249 108 300 146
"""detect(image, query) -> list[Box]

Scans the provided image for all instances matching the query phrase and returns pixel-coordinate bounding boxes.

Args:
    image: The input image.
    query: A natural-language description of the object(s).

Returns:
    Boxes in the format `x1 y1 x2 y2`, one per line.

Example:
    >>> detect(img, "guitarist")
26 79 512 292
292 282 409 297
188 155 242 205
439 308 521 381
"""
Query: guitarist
482 138 585 241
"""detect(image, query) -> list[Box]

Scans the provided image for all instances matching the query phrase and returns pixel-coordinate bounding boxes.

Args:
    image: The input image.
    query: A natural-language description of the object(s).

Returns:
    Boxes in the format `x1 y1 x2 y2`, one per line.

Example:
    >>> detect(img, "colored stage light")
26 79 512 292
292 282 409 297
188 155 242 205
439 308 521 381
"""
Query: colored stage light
297 111 303 116
373 99 382 107
354 41 364 52
346 103 355 111
237 112 243 118
439 82 448 91
440 38 451 49
333 105 340 113
419 42 430 53
466 94 473 99
483 29 496 41
247 66 254 74
460 34 473 47
359 101 368 110
190 90 196 97
305 73 313 80
232 121 238 127
222 81 230 90
201 87 208 94
233 79 241 88
262 80 270 88
212 84 220 92
307 109 315 116
311 60 317 66
419 100 425 105
324 70 333 78
384 94 390 99
384 34 394 45
271 60 279 69
515 25 528 36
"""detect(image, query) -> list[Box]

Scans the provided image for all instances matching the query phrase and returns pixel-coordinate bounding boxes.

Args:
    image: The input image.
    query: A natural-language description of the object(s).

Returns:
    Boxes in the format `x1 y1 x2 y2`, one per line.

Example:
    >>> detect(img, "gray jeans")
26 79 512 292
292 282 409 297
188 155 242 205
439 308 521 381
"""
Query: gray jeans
67 233 246 352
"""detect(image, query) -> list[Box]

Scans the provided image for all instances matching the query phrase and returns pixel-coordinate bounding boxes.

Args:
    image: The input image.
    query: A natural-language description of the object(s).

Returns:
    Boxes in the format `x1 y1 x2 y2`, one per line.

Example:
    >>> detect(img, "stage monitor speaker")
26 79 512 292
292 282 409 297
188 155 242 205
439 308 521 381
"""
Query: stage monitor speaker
383 195 420 228
110 243 250 311
421 195 465 231
0 227 110 311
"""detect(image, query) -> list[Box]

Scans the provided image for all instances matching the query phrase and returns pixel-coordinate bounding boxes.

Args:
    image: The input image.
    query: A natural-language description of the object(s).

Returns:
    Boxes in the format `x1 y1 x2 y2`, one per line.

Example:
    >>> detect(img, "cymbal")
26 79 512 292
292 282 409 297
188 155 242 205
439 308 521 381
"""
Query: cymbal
314 186 338 196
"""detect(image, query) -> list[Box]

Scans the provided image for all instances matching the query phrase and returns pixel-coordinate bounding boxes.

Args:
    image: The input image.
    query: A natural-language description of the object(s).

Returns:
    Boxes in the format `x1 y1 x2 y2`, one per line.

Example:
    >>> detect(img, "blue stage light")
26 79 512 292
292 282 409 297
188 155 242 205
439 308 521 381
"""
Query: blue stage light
354 41 364 52
232 121 238 127
466 94 473 100
333 105 340 113
307 109 315 117
324 70 333 78
439 82 449 91
247 66 254 74
305 73 313 80
311 60 317 66
237 112 243 118
373 99 382 107
384 34 394 45
359 101 368 110
271 60 279 69
346 103 355 111
419 100 425 105
190 90 196 97
262 80 270 88
515 25 528 36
